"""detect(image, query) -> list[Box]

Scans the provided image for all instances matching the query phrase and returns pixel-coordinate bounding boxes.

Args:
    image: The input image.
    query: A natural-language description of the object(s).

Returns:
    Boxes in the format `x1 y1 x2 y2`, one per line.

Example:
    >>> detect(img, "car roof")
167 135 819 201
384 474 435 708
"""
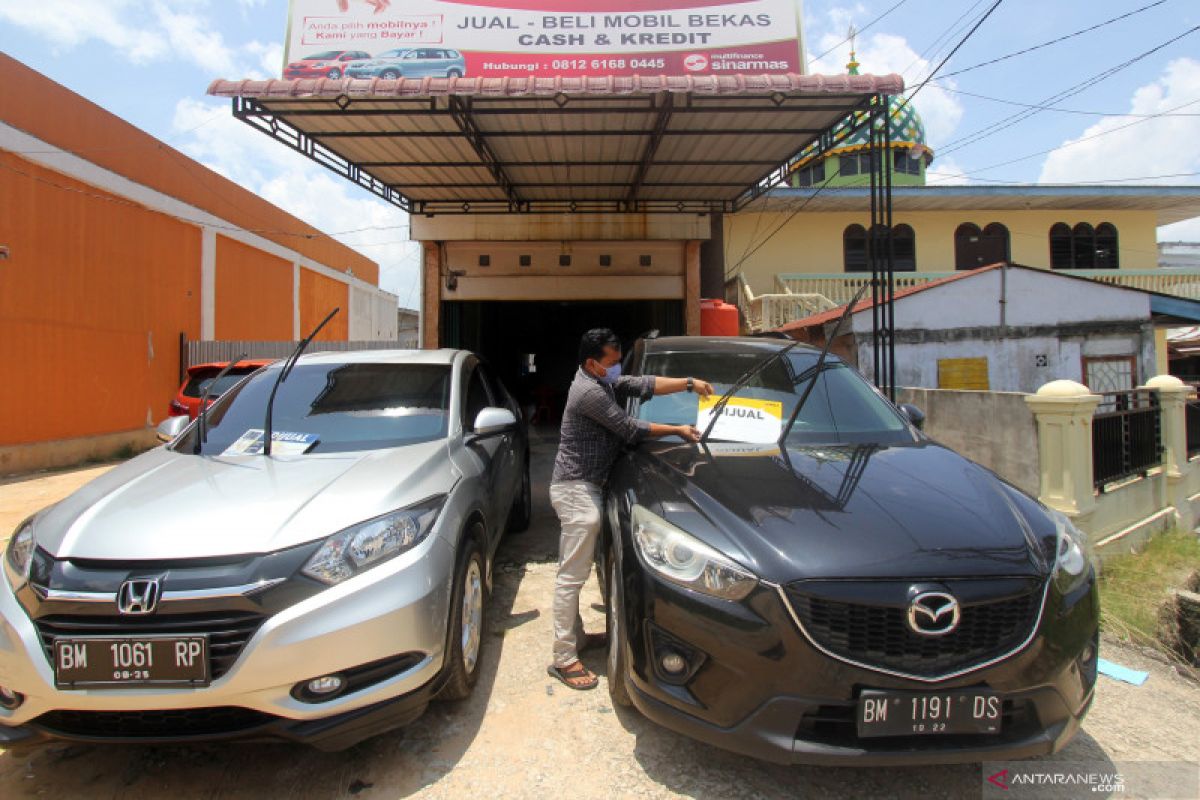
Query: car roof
186 359 275 374
643 336 822 355
290 348 463 367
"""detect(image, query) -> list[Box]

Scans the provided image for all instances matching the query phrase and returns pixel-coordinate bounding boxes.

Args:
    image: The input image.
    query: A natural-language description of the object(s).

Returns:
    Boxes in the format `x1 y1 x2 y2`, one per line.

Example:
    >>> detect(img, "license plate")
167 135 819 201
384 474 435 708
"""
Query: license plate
54 636 209 688
856 690 1002 737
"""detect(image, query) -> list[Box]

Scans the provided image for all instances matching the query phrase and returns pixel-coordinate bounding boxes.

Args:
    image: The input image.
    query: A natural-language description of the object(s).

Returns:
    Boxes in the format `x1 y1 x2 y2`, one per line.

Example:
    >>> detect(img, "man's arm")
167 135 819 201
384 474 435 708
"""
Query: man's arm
581 386 699 443
650 376 714 397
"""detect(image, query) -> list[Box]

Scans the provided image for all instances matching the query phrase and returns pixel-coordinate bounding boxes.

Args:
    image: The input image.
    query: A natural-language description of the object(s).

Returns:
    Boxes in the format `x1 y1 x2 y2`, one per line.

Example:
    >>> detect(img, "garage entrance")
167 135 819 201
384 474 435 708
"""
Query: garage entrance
442 299 683 425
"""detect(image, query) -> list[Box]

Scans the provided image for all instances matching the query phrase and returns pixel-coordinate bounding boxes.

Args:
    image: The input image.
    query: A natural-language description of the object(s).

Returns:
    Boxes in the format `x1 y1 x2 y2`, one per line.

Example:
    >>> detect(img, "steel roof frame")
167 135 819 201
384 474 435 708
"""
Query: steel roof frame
230 90 882 215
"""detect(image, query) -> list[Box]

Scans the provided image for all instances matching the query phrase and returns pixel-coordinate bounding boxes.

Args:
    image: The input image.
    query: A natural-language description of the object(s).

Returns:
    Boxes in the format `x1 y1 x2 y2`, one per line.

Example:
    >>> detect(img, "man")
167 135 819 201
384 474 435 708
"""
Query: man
547 328 713 690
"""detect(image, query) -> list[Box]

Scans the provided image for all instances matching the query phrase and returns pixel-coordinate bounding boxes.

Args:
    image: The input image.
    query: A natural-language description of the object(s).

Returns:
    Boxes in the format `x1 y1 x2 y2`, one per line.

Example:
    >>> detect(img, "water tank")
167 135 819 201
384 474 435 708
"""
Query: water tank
700 298 739 336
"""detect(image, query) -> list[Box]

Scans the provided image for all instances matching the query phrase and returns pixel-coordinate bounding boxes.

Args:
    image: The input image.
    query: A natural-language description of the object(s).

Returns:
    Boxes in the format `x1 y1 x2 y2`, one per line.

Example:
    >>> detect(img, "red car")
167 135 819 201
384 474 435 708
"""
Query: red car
169 360 274 420
283 50 372 80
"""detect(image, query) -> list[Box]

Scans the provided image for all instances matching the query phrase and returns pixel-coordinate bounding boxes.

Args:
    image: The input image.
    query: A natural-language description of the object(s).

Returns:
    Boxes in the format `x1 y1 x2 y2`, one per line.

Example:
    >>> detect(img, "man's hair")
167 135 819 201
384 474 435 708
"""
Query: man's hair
578 328 621 366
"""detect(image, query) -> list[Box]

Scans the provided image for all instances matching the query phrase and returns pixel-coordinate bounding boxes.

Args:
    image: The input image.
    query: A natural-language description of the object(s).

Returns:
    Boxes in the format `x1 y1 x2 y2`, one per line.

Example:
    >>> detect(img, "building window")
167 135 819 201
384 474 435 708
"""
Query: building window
1083 355 1135 394
892 224 917 272
795 160 826 187
1049 223 1073 269
843 224 915 272
1049 222 1119 270
839 152 874 177
843 224 868 272
893 150 922 176
955 222 1009 270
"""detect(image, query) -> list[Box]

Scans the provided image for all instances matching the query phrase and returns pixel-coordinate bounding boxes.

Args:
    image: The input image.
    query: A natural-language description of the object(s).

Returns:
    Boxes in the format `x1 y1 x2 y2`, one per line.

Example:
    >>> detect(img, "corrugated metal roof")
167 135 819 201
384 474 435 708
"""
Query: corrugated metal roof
207 73 903 214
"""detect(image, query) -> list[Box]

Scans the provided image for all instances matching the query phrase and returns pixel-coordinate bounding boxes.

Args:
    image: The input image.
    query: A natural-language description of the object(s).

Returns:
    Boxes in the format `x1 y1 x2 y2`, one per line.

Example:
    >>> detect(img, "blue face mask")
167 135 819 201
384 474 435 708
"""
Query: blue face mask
596 362 622 385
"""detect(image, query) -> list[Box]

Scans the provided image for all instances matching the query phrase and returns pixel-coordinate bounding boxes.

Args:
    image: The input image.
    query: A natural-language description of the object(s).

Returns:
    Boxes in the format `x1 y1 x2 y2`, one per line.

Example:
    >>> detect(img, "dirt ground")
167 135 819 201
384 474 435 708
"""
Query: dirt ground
1 437 1199 799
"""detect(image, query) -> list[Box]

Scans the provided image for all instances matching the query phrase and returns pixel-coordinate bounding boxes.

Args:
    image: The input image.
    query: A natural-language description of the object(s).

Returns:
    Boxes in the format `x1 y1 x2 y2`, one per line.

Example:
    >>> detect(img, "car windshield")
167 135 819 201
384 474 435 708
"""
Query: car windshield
377 49 406 58
638 350 912 445
181 368 261 399
173 363 452 455
306 51 343 60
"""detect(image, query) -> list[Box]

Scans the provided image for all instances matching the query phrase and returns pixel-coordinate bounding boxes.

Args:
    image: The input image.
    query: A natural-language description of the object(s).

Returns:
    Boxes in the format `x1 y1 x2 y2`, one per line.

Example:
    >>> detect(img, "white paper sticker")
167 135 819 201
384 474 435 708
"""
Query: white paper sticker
221 430 319 456
696 396 783 444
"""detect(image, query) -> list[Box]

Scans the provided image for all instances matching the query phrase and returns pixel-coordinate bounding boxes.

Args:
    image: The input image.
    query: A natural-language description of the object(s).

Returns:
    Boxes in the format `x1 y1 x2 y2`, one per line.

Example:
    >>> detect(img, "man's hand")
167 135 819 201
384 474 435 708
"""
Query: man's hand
675 424 701 442
692 379 715 397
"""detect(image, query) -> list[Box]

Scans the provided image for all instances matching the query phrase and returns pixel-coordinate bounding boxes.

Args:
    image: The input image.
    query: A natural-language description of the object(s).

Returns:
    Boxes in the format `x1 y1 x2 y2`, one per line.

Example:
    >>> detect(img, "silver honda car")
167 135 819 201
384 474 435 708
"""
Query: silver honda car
0 349 530 749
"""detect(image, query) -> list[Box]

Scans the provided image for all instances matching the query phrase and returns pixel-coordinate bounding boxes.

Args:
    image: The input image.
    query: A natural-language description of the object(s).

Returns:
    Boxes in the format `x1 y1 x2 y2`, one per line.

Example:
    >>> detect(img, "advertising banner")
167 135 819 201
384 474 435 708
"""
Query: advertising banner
283 1 805 79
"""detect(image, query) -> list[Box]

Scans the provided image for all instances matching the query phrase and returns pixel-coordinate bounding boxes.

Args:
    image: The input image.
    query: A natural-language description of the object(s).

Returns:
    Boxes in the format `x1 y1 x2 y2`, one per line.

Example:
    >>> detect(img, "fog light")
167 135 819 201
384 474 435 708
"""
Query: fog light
660 652 687 675
306 676 345 696
0 685 23 710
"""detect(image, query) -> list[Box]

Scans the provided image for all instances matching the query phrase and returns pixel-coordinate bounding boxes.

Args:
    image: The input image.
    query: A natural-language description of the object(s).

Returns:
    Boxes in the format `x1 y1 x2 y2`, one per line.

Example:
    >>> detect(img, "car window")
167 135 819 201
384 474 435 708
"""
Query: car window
379 49 404 58
181 368 259 399
462 367 493 431
403 50 420 59
174 363 452 455
307 51 344 60
447 50 460 58
638 350 911 445
479 364 515 415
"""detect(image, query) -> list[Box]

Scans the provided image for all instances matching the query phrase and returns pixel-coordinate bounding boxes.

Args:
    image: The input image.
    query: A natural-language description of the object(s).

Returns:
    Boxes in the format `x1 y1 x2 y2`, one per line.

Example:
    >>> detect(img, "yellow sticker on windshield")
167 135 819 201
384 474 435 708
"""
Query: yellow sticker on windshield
697 396 783 444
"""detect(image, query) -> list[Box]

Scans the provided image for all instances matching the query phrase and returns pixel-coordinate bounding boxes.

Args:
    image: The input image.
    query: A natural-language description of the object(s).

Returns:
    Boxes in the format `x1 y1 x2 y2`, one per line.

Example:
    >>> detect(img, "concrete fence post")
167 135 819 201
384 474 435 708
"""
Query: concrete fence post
1025 380 1100 518
1145 374 1197 531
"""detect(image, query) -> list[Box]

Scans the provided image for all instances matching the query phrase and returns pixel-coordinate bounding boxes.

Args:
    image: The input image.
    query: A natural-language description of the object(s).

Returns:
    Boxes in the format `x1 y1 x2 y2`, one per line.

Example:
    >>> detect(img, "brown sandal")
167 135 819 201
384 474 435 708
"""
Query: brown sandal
547 661 598 690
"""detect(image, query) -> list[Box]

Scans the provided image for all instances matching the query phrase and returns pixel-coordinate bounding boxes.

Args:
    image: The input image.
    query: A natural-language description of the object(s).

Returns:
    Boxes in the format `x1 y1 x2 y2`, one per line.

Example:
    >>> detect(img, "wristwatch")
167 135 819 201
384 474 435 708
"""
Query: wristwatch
686 377 694 393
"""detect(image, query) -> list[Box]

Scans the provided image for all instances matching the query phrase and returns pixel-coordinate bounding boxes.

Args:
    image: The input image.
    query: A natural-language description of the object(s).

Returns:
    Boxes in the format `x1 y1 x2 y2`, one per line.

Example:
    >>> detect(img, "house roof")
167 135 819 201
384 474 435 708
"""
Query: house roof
777 263 1200 334
206 72 904 215
758 185 1200 226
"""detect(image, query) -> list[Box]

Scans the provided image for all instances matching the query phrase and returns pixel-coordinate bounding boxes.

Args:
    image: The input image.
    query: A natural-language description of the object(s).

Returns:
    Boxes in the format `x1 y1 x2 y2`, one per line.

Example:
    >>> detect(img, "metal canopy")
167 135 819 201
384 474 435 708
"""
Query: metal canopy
207 73 904 215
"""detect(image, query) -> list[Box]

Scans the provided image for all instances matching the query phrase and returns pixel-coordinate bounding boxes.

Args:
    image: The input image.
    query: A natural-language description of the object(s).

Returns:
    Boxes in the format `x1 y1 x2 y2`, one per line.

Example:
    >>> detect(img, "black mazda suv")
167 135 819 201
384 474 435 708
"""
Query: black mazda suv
598 336 1099 765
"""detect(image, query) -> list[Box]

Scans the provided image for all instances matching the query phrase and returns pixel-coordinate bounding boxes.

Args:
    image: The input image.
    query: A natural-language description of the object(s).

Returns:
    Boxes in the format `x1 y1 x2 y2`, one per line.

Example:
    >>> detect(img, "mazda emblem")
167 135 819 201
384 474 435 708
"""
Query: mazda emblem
117 579 161 615
907 591 960 637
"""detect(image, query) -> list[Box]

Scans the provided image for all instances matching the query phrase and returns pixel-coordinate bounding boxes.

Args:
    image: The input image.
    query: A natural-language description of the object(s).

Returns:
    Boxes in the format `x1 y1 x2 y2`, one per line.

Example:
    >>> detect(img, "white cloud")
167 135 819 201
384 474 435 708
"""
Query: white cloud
0 0 271 77
808 29 965 149
1038 58 1200 185
171 98 418 304
925 155 971 185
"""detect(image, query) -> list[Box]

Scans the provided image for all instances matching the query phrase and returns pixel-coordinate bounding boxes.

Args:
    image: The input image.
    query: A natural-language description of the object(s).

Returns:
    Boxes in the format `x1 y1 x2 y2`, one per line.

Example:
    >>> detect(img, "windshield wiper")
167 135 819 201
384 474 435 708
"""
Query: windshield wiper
193 353 248 455
778 283 869 444
262 307 340 456
700 339 801 442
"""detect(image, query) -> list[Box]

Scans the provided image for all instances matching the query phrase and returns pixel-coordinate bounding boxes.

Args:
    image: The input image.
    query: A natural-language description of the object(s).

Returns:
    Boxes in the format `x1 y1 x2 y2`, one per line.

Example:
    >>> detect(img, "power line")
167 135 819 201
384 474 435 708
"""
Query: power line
936 0 1168 79
926 170 1200 185
899 0 991 80
936 86 1200 117
935 24 1200 158
901 0 1006 107
806 0 911 66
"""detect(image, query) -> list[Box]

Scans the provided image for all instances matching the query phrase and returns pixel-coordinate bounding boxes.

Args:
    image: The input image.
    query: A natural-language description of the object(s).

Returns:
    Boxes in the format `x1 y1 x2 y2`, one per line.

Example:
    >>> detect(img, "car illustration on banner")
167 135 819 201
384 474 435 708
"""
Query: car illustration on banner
344 49 467 80
283 50 372 79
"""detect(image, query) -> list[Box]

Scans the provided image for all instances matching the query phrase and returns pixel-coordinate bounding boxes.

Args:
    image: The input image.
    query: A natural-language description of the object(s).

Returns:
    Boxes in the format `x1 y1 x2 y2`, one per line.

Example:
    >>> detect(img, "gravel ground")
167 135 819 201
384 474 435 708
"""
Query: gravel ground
1 437 1198 799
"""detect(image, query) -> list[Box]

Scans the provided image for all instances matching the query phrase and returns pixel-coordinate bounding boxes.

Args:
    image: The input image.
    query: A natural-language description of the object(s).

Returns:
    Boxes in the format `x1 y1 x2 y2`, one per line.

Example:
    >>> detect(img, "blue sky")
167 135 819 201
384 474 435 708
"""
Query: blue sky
1 0 1198 304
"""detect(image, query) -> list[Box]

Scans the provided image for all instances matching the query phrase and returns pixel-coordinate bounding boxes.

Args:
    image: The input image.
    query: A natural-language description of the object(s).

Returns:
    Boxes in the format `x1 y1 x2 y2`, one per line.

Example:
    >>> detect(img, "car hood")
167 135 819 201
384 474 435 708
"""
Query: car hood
32 441 455 561
638 441 1052 583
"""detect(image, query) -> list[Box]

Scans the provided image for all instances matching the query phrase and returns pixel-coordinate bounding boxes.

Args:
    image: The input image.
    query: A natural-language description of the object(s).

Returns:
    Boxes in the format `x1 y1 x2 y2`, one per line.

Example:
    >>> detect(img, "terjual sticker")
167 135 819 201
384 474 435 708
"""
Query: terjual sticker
696 395 782 444
222 429 319 456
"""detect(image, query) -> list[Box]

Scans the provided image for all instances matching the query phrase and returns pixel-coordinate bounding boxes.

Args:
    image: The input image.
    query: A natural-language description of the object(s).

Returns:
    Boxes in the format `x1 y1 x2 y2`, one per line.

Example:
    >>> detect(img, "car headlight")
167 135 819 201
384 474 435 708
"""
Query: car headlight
302 497 445 585
5 518 35 586
631 505 757 600
1050 510 1094 593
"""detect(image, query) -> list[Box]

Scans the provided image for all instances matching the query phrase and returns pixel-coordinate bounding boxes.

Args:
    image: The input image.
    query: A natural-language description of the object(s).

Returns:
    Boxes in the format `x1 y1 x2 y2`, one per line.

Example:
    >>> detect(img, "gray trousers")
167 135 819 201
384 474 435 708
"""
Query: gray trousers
549 481 604 668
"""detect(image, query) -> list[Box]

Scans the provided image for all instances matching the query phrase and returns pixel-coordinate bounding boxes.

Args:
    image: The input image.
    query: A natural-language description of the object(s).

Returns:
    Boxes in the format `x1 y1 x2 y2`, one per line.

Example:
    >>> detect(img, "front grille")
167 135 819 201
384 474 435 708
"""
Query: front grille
33 707 274 739
35 612 266 680
785 583 1043 677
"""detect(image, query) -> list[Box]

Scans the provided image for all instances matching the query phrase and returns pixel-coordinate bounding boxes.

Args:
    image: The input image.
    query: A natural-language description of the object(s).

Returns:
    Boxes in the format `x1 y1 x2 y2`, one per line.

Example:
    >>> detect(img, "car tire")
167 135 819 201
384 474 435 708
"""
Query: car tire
380 69 401 80
327 68 342 79
438 532 486 701
506 454 532 533
606 550 632 707
448 69 463 78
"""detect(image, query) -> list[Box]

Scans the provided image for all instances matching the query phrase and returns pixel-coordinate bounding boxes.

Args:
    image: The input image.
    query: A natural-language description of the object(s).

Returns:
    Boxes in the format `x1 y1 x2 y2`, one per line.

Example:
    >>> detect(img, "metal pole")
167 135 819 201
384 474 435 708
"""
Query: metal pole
883 95 896 402
868 103 880 388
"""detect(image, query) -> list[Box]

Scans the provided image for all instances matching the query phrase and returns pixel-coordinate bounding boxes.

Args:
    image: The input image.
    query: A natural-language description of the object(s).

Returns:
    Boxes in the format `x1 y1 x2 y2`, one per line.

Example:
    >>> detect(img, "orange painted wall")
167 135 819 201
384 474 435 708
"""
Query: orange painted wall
300 270 350 341
0 152 201 445
214 235 295 340
0 54 378 285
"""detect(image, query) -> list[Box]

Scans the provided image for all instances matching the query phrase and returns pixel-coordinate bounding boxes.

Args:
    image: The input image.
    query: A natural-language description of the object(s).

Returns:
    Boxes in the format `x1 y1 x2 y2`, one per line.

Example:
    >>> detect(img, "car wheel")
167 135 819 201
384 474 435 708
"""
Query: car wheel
506 454 532 533
438 533 486 701
327 68 342 79
447 69 463 78
606 551 632 707
380 69 401 80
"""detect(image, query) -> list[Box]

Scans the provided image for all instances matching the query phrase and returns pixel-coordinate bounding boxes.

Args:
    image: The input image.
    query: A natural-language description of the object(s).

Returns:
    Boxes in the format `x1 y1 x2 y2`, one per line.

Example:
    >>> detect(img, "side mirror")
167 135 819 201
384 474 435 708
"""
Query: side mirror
898 403 926 431
156 416 190 443
471 407 517 438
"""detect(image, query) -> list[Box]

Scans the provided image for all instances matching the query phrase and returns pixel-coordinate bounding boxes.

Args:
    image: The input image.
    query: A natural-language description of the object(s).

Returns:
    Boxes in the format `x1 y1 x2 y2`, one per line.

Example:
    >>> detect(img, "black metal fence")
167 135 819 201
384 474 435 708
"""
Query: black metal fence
1092 390 1162 491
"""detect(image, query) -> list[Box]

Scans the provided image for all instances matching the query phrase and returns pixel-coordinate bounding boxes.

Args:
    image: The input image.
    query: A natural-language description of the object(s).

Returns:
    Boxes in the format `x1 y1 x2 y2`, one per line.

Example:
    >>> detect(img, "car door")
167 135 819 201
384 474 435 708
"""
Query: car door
402 49 430 77
459 360 507 548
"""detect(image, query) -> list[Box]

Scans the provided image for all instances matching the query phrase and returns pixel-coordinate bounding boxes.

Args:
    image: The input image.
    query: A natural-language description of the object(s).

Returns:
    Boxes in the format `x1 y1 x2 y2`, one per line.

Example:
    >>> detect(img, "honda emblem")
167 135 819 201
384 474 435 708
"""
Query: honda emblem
117 579 161 615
